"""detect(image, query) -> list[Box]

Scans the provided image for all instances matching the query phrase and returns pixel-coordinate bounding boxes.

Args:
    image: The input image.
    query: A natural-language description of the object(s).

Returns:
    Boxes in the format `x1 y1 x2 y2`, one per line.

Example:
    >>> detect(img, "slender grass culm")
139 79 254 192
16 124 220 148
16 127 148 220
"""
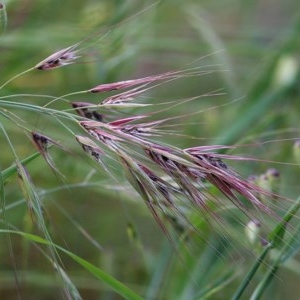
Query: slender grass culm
1 1 300 300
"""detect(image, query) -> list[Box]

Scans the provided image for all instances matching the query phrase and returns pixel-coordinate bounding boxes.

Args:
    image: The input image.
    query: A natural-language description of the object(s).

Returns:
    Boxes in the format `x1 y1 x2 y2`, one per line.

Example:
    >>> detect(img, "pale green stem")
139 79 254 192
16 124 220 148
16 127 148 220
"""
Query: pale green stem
43 90 89 107
0 67 35 91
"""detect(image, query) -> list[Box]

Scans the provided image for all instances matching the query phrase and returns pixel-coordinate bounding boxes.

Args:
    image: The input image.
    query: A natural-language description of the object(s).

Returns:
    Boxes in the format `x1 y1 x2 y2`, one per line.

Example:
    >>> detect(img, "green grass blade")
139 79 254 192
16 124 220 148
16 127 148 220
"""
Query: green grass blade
196 271 234 300
213 11 300 145
16 161 44 226
234 195 300 299
2 151 41 181
250 230 300 300
16 161 83 299
268 195 300 249
279 225 300 263
179 236 233 300
0 230 143 300
213 86 291 145
249 265 278 300
146 240 174 300
231 243 272 300
233 196 300 299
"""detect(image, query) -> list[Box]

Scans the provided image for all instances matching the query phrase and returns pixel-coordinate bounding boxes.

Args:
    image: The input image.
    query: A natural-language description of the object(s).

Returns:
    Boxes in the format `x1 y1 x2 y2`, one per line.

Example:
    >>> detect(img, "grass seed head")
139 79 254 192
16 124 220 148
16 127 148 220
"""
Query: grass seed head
72 102 103 121
35 44 80 70
76 135 104 162
31 132 64 175
101 85 148 105
89 70 188 93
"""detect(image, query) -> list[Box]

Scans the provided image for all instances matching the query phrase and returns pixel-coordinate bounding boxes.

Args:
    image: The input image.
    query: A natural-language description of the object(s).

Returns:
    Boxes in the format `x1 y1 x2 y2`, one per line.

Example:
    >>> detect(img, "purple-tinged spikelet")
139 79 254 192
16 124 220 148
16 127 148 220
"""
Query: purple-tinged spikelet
72 102 103 121
89 71 180 93
31 132 63 175
76 135 104 162
35 44 80 70
89 67 205 94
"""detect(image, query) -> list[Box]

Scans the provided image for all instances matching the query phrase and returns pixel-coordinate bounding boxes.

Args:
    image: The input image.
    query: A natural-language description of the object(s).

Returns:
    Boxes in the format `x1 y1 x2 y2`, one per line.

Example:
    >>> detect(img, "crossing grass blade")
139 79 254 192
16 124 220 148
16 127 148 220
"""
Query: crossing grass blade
2 151 41 181
0 230 143 300
16 161 83 299
233 195 300 300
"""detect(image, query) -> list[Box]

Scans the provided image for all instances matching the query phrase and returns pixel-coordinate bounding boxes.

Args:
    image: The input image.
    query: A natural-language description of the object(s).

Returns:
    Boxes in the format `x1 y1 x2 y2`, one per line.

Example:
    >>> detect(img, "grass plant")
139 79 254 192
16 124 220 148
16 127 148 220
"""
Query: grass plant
1 1 300 299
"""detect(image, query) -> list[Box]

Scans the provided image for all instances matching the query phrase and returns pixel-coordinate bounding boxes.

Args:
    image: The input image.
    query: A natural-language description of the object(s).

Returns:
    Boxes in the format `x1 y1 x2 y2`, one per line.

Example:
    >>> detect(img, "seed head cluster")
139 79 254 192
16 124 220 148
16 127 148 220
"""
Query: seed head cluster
30 45 282 236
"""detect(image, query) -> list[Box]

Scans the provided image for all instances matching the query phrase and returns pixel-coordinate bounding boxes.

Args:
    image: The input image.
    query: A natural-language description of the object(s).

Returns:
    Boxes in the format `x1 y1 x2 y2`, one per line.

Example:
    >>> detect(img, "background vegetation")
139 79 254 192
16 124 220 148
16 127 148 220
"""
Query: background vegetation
1 0 300 299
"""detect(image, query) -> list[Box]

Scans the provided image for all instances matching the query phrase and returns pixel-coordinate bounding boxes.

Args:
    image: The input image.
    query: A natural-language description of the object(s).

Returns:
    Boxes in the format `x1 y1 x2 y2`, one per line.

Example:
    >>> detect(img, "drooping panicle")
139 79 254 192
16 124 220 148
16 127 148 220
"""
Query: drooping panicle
185 146 277 217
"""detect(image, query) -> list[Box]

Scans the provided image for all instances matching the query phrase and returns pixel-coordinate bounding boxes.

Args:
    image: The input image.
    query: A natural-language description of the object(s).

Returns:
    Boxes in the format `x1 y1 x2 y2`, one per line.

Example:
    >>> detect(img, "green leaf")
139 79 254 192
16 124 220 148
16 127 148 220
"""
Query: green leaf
2 151 41 181
231 243 272 300
0 230 143 300
268 195 300 249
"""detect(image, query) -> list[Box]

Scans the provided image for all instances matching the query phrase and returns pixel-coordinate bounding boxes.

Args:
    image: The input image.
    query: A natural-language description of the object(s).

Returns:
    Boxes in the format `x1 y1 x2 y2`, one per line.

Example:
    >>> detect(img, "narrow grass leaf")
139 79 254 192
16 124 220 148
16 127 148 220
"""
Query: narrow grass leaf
146 240 174 300
196 271 234 300
268 195 300 249
234 195 300 300
231 243 272 300
1 151 41 181
54 263 82 300
279 224 300 263
213 87 290 145
0 230 143 300
16 161 44 227
16 161 81 299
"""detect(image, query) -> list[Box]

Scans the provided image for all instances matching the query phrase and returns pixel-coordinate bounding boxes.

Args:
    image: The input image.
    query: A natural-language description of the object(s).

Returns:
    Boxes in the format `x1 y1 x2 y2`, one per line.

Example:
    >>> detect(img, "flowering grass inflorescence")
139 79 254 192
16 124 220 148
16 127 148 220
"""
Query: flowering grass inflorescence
1 5 300 299
3 38 291 248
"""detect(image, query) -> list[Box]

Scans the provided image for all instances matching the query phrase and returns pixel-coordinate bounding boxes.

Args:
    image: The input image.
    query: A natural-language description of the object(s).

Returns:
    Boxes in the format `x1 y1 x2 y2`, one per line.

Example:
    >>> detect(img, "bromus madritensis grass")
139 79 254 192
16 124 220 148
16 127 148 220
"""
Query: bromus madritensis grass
1 1 300 300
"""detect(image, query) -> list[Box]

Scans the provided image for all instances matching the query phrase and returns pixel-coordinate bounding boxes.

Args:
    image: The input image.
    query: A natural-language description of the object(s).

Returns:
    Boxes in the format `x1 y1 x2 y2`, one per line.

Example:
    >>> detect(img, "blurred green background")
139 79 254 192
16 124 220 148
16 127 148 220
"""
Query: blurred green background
1 0 300 299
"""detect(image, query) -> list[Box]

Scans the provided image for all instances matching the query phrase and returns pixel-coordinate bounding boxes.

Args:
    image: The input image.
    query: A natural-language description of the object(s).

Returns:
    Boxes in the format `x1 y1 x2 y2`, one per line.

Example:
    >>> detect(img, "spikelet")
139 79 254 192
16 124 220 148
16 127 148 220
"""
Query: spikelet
72 102 103 121
31 132 64 176
89 69 198 93
76 135 104 163
34 44 80 70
